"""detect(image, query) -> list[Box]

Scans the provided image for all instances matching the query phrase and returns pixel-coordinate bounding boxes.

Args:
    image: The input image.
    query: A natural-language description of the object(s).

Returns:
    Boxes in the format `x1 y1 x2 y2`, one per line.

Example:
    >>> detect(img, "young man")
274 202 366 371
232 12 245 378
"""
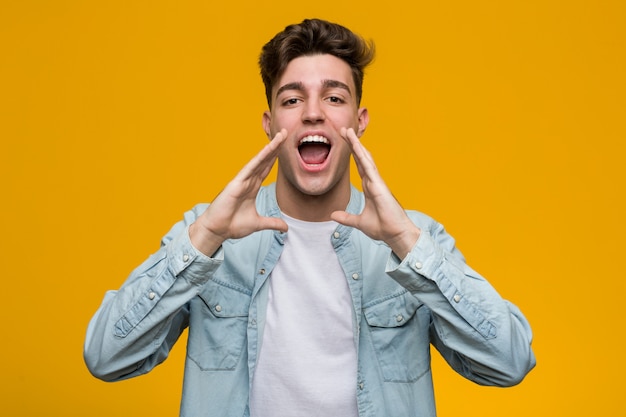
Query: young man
84 18 535 417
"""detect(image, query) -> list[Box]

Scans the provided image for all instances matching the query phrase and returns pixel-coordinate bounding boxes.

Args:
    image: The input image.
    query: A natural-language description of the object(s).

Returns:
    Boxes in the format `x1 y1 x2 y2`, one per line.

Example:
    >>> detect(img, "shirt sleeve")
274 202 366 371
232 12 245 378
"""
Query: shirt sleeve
385 214 536 386
84 205 222 382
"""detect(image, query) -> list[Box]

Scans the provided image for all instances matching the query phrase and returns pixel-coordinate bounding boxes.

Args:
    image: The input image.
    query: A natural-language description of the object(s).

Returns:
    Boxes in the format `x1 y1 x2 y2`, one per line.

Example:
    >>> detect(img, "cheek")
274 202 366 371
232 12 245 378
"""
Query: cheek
329 111 361 130
277 146 299 170
332 141 352 162
271 110 298 128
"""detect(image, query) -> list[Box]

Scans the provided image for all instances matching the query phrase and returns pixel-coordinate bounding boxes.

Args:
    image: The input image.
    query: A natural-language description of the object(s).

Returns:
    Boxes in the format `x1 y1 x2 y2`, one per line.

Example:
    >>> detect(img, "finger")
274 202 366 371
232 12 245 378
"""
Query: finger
341 127 378 180
254 128 287 170
340 127 364 175
237 129 287 181
254 129 288 179
257 217 289 233
330 210 360 229
345 128 375 166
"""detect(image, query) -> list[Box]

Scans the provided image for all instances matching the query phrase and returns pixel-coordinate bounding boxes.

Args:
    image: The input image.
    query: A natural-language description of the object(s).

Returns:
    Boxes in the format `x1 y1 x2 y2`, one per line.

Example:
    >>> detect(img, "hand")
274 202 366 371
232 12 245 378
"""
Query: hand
189 129 289 256
331 128 421 259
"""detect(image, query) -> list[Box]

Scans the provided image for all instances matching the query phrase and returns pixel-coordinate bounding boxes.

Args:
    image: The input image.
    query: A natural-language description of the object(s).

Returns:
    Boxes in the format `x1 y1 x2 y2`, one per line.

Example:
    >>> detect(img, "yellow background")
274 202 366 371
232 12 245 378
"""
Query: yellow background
1 1 624 416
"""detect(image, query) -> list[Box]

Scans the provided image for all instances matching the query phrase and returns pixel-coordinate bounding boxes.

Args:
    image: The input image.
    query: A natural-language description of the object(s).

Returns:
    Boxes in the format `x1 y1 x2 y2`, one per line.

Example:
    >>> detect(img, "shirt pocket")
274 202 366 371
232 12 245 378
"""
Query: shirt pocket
363 291 431 382
187 280 251 371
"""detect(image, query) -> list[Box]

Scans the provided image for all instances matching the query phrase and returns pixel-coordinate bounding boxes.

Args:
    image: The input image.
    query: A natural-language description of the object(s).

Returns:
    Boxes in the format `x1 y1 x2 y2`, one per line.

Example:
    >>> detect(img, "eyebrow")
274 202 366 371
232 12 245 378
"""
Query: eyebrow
275 79 353 98
275 82 304 98
322 79 352 95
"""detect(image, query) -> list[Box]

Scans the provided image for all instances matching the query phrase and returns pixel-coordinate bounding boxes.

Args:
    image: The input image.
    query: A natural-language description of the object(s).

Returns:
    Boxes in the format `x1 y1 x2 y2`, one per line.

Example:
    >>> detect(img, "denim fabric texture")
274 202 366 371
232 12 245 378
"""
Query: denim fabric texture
84 183 535 417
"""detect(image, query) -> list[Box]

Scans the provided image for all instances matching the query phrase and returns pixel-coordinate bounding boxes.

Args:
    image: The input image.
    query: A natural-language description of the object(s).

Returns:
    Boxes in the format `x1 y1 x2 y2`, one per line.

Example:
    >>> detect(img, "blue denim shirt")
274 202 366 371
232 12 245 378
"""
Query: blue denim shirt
84 183 535 417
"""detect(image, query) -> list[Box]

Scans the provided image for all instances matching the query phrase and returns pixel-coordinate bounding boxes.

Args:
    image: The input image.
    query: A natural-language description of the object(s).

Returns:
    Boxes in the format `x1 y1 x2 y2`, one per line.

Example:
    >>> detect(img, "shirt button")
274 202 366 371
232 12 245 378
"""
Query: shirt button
259 268 266 275
396 314 404 322
333 232 340 239
183 254 190 262
415 262 423 269
352 273 359 280
215 305 222 312
453 294 461 303
358 382 364 390
148 292 156 300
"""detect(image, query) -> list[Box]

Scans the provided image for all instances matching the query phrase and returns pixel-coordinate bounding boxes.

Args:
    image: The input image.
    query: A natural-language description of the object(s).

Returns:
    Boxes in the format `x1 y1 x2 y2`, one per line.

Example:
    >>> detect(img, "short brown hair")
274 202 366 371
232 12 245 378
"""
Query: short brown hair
259 19 375 106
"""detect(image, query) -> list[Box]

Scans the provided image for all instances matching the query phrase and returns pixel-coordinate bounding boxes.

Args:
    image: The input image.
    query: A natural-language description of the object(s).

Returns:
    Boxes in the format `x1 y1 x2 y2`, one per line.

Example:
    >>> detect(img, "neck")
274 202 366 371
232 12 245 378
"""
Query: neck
275 178 351 222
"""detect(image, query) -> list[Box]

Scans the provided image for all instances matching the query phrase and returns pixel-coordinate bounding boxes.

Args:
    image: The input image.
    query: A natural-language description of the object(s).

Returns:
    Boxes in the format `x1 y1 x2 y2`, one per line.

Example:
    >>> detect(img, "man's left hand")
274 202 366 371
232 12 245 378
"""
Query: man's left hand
331 128 421 259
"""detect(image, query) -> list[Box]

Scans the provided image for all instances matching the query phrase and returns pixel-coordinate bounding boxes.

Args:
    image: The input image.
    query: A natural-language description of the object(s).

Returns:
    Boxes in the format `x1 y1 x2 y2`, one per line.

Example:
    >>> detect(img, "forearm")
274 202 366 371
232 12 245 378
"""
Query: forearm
386 219 535 386
84 224 221 381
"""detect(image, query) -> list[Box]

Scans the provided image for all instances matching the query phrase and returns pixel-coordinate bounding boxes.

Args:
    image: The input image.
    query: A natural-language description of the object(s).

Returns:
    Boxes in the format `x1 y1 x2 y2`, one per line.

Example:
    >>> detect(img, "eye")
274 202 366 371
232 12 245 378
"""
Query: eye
326 96 345 104
282 97 301 106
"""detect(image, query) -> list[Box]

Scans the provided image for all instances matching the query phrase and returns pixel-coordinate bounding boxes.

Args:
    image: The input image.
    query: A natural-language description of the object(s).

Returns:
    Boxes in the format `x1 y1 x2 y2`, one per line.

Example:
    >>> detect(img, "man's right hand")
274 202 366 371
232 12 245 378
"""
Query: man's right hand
189 129 289 256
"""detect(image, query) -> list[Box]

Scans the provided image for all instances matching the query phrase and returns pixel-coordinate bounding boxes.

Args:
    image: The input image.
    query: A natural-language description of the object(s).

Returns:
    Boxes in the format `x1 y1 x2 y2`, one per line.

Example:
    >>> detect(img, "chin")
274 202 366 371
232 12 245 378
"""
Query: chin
294 176 347 198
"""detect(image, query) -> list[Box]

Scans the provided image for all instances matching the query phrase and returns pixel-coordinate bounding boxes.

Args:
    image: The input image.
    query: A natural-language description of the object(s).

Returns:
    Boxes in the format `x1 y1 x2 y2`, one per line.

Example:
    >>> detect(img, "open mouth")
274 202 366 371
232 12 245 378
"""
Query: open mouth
298 135 331 165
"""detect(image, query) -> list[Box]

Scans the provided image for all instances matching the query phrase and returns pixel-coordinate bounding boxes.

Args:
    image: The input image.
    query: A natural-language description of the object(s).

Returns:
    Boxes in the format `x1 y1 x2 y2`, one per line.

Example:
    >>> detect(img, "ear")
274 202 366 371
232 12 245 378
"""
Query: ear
357 107 369 137
262 111 272 139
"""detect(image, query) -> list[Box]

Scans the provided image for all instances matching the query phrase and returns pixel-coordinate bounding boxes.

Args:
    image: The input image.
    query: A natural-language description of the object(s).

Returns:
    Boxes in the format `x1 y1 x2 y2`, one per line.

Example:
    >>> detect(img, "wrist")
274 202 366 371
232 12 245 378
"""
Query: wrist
189 222 226 257
388 226 421 260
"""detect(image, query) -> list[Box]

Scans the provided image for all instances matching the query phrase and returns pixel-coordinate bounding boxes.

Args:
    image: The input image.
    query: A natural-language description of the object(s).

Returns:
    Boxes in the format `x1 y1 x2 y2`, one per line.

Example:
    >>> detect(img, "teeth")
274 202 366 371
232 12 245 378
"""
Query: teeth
299 135 329 145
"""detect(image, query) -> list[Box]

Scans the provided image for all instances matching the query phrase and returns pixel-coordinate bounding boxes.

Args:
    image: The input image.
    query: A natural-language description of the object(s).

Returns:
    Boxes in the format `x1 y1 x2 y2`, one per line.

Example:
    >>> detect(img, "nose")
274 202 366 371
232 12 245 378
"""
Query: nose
301 99 325 124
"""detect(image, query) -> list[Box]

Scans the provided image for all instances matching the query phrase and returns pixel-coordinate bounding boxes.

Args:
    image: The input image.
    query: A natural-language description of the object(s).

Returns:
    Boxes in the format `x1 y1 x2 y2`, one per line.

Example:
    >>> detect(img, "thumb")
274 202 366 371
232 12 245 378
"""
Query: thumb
330 211 359 229
258 217 289 233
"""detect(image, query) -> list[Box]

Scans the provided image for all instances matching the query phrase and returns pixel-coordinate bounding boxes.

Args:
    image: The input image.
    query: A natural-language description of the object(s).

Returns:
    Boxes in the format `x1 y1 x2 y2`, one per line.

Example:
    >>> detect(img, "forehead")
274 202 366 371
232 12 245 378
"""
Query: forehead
274 54 355 94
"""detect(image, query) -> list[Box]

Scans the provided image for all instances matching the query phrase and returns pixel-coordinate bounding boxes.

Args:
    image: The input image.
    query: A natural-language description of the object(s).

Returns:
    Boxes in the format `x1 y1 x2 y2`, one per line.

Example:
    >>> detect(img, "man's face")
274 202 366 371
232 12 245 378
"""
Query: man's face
263 53 369 200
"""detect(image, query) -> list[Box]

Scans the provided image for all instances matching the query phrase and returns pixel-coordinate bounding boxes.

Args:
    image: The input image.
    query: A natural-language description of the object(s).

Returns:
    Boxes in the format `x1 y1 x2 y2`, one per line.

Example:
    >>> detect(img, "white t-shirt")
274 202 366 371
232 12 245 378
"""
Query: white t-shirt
249 214 358 417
